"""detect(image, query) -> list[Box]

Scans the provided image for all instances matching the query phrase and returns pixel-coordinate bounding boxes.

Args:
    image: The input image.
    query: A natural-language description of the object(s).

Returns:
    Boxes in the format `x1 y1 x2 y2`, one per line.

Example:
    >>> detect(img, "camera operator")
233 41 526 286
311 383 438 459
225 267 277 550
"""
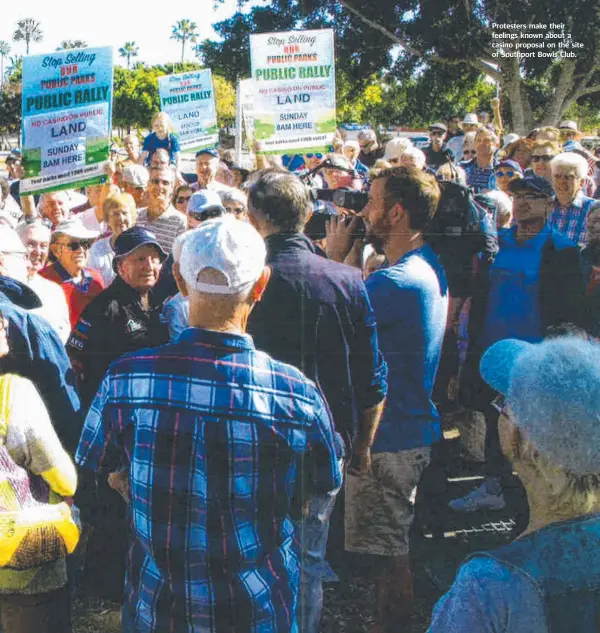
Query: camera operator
308 154 366 217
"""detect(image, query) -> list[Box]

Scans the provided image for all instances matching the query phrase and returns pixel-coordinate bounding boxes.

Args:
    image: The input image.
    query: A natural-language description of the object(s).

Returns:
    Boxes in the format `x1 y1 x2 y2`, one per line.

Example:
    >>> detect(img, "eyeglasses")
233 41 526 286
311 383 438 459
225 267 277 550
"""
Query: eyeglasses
462 150 476 156
554 173 578 181
495 170 515 178
224 205 246 216
531 155 554 163
59 241 92 252
430 131 445 137
388 157 400 164
150 178 171 186
176 196 191 204
306 153 323 160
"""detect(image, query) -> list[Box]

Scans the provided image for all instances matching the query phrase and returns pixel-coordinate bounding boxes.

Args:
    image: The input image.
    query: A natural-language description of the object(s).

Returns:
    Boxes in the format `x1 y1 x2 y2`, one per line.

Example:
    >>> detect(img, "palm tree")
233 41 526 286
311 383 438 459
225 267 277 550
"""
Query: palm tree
170 19 199 65
0 42 10 86
56 40 88 51
13 18 43 55
118 41 139 69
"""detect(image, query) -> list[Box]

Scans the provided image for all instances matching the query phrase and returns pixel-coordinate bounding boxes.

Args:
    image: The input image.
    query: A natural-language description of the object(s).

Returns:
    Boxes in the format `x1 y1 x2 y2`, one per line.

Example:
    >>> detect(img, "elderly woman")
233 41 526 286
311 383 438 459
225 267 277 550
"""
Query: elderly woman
399 146 426 170
458 131 477 163
342 140 369 180
529 140 561 181
221 188 248 221
502 138 533 171
40 218 104 328
172 184 193 214
429 335 600 633
549 152 597 245
87 193 138 287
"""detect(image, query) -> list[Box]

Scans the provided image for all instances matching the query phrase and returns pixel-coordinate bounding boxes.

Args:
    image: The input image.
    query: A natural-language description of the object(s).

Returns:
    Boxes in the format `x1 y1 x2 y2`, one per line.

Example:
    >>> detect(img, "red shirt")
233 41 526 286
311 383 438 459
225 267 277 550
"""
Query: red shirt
39 263 105 329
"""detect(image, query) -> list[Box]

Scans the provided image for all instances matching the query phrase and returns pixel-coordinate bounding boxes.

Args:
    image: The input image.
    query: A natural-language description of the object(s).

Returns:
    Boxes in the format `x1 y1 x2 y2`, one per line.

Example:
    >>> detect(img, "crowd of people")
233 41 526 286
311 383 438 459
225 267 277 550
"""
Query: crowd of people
0 103 599 633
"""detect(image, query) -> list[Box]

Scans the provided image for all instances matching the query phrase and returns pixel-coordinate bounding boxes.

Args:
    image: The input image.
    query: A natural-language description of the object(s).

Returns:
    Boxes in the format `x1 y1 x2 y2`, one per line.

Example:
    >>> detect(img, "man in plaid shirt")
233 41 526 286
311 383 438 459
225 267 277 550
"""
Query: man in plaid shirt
76 216 343 633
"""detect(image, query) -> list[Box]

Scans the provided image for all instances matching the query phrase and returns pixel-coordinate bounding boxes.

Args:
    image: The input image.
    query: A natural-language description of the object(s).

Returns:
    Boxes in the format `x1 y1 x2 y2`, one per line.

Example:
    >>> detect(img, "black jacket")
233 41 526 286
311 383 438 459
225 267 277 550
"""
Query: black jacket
67 275 169 409
247 233 387 450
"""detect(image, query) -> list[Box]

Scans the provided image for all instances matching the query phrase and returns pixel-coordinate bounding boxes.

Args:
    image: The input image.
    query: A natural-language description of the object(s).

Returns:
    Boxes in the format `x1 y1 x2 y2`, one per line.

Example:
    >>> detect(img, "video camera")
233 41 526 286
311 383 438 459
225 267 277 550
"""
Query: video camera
309 188 369 213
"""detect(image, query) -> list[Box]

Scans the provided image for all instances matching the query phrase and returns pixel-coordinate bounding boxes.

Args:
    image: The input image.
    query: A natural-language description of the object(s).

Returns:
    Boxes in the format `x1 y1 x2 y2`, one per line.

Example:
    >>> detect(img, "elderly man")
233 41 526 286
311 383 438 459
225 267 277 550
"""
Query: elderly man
121 164 149 208
121 133 143 167
191 148 235 195
68 226 168 409
17 220 70 343
549 152 596 246
136 165 187 253
247 169 387 633
38 191 70 228
40 218 103 328
76 215 342 633
430 335 600 633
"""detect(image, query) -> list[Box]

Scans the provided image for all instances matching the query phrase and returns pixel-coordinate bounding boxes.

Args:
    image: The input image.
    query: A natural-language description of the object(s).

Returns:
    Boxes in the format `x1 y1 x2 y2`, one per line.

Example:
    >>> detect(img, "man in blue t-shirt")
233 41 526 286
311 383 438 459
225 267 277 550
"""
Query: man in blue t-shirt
345 167 449 631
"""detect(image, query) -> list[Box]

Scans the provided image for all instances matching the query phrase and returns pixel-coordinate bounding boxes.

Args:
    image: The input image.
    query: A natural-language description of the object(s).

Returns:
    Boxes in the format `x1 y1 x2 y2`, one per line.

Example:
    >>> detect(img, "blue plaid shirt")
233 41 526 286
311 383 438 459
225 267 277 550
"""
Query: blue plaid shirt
549 192 596 246
76 327 342 633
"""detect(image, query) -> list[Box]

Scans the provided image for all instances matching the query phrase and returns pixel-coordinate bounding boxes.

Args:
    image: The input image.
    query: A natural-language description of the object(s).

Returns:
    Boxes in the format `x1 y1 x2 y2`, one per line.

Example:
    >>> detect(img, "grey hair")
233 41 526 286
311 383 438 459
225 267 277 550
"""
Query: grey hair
401 146 426 170
16 219 51 241
37 191 70 214
550 152 589 179
220 189 247 209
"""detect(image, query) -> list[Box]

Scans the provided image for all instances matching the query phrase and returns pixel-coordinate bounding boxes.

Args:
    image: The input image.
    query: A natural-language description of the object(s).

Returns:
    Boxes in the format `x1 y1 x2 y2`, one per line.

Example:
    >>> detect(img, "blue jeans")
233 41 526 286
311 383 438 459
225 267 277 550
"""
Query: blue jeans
294 482 342 633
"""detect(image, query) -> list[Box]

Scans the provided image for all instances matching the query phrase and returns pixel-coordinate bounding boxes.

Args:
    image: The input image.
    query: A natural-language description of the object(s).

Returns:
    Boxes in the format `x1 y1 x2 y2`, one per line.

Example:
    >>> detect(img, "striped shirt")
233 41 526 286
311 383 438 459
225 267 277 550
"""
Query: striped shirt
549 192 596 246
136 205 187 253
76 327 343 633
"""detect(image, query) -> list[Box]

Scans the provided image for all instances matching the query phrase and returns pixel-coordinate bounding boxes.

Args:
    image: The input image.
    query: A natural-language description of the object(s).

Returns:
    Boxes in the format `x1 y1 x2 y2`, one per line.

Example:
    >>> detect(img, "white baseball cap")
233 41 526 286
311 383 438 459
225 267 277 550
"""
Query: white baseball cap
52 218 99 241
179 216 266 295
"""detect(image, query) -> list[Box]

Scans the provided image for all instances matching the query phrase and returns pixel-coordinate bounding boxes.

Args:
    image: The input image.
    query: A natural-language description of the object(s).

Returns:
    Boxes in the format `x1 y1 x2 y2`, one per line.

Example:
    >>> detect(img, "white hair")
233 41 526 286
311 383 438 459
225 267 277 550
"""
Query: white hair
401 146 426 170
37 191 70 214
384 137 413 159
220 189 247 209
485 189 513 222
550 152 589 179
343 140 360 153
16 219 51 241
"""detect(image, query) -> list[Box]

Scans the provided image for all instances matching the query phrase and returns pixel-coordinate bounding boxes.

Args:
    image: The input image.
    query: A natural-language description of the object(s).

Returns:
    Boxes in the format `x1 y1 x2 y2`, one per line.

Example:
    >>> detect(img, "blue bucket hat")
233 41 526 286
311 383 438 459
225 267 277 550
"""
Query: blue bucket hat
480 336 600 475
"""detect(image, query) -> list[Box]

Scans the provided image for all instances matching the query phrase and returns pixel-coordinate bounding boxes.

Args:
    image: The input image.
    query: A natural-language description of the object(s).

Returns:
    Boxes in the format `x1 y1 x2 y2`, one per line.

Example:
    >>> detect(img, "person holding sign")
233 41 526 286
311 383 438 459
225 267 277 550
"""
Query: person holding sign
141 113 180 169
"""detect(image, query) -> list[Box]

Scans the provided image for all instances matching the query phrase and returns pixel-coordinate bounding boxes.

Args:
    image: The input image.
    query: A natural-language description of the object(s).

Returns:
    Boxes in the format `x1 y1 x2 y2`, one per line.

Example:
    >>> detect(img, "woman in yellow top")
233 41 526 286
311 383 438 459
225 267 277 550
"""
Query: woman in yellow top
0 312 78 633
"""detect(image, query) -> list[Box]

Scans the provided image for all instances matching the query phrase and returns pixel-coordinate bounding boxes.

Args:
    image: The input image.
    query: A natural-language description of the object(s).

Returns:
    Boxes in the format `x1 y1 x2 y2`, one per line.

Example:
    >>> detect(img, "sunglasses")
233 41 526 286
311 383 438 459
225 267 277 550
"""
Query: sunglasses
306 153 323 160
554 173 578 181
388 157 400 164
188 207 225 222
463 150 476 155
531 155 554 162
430 131 445 136
60 241 92 252
495 170 515 178
176 196 192 204
150 178 171 186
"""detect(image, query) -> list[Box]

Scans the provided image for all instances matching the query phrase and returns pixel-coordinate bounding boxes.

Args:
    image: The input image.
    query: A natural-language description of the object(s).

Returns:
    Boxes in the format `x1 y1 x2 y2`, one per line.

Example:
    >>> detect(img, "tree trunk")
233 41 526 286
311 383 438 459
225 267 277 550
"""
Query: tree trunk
181 39 185 65
500 56 533 135
540 59 577 127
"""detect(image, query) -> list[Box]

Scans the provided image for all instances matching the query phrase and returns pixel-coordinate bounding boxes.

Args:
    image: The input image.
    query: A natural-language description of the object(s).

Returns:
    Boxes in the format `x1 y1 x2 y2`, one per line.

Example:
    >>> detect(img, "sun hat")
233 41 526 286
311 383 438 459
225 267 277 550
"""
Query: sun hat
179 215 266 295
461 113 479 126
122 164 150 188
52 218 99 241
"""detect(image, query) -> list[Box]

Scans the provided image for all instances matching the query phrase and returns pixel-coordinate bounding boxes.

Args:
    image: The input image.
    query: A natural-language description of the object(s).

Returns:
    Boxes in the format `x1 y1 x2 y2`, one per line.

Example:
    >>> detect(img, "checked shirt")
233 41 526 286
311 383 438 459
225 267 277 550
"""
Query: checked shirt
76 327 342 633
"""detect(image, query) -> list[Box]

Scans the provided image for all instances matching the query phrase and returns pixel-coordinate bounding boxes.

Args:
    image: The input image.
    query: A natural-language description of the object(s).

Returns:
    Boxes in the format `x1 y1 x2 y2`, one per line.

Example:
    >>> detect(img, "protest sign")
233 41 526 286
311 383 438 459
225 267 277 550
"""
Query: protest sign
250 29 336 155
235 78 255 163
158 70 218 153
21 46 113 195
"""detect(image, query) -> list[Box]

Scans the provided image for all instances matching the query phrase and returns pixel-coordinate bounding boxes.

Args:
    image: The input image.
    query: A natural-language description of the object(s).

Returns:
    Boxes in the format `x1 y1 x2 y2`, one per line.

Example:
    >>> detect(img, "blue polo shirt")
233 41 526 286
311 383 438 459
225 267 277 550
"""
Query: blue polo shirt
366 244 449 453
481 224 551 350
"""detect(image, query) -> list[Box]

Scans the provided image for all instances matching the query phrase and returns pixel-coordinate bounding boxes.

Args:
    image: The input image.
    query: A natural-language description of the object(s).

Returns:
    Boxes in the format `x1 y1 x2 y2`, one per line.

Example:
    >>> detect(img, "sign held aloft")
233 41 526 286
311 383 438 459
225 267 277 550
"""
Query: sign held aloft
158 70 218 153
21 46 114 196
250 29 336 155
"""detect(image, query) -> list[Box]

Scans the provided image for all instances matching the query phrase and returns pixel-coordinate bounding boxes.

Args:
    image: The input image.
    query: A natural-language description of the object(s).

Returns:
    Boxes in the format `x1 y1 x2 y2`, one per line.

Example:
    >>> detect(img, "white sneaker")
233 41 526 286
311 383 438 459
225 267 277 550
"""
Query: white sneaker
449 478 506 512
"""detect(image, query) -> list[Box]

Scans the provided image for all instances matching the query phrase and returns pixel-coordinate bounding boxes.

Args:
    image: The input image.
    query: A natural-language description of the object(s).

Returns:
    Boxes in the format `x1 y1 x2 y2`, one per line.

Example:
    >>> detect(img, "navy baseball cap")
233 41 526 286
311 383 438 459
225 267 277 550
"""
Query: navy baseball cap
112 226 166 272
195 148 219 158
495 159 523 175
508 175 554 197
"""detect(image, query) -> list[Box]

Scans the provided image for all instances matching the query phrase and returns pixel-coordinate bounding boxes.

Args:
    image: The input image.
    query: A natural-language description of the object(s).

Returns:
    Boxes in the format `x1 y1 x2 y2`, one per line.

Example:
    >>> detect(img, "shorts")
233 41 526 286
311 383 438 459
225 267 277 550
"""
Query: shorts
344 447 431 557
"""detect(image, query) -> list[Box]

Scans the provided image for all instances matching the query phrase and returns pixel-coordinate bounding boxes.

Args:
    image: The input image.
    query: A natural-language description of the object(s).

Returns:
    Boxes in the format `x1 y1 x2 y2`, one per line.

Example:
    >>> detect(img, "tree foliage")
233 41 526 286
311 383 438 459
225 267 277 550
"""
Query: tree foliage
171 19 199 65
119 42 139 69
57 40 88 51
204 0 600 133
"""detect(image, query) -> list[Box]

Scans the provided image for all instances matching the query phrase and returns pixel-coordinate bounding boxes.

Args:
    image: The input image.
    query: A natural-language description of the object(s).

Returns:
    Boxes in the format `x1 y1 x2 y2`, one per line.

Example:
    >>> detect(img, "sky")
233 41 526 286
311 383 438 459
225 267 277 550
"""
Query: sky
0 0 264 66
